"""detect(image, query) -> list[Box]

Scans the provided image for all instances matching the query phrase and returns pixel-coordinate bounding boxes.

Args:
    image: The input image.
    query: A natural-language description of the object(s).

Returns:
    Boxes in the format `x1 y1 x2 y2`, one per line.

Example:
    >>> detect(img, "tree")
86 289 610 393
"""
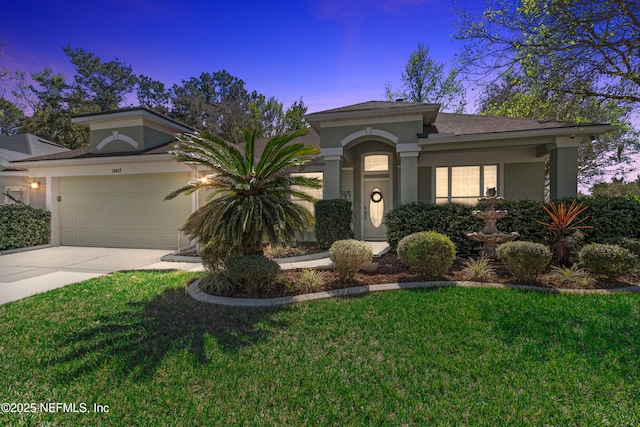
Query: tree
136 75 172 114
165 128 321 256
385 43 466 112
169 70 252 141
15 68 88 149
63 46 138 112
0 98 24 135
247 92 285 138
454 0 640 109
478 68 640 184
283 98 309 131
591 177 640 196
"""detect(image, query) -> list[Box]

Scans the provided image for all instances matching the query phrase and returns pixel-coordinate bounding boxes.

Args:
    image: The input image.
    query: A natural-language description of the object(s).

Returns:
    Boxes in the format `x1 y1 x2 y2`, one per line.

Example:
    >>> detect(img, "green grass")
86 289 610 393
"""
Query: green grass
1 270 640 426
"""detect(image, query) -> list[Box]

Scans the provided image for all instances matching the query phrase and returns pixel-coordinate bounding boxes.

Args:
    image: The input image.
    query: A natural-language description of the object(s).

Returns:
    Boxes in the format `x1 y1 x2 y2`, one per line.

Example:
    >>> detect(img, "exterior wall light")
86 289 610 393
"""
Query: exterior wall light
30 181 41 190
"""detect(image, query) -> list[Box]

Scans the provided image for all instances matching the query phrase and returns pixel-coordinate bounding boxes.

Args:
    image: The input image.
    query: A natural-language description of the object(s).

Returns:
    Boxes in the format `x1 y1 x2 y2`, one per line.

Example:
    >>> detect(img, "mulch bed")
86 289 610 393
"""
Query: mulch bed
204 251 640 299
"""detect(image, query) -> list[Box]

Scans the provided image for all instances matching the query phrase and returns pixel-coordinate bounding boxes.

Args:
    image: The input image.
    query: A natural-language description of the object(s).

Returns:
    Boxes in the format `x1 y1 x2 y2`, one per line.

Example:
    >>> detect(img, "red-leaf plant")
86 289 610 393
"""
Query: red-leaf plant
540 200 592 266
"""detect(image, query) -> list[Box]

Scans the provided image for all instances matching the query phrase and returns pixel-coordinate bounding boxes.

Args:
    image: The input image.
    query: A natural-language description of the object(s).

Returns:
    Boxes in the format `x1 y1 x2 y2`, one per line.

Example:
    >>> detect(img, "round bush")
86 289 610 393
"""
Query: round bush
578 244 638 279
497 241 551 282
329 239 372 282
397 231 456 277
224 255 280 293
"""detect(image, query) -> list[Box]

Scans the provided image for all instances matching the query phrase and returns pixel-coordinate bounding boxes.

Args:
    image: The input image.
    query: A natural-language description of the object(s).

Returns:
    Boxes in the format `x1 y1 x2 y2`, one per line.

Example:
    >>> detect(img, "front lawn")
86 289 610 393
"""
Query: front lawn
2 270 640 426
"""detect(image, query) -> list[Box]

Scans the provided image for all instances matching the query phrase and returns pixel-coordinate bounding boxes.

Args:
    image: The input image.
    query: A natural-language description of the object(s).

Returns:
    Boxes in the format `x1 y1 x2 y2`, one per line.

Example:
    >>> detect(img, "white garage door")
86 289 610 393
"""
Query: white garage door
59 173 192 249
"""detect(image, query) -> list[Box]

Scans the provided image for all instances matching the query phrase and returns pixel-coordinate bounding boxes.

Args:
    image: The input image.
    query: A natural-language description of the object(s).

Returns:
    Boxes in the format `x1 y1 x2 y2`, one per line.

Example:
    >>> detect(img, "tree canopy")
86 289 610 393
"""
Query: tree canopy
385 43 466 112
2 47 307 148
478 68 640 185
455 0 640 109
458 0 640 184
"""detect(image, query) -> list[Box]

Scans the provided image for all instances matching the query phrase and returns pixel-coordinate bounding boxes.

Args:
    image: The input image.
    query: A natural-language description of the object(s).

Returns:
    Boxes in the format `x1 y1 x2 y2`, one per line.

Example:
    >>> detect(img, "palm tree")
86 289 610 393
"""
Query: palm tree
165 128 321 256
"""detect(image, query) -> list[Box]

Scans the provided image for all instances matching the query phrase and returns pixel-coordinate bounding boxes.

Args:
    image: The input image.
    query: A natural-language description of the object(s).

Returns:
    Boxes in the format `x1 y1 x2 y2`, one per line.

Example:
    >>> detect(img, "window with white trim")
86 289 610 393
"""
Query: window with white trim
290 172 323 216
435 165 498 205
364 154 389 172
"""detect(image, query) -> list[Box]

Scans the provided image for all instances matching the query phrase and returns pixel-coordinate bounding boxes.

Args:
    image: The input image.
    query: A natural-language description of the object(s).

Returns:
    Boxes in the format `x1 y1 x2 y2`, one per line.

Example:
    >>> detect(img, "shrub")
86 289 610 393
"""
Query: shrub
329 239 372 282
497 241 551 282
264 243 305 259
199 270 235 295
385 200 551 255
315 199 354 249
603 237 640 257
548 264 596 288
224 255 280 294
461 256 498 283
288 269 326 294
200 238 241 271
397 231 456 277
577 196 640 242
0 203 51 251
540 200 591 266
578 244 638 279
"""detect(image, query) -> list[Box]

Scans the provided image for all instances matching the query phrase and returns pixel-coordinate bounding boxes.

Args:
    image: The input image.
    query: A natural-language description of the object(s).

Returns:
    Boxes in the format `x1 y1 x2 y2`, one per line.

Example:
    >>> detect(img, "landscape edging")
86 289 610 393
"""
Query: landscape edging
188 279 640 307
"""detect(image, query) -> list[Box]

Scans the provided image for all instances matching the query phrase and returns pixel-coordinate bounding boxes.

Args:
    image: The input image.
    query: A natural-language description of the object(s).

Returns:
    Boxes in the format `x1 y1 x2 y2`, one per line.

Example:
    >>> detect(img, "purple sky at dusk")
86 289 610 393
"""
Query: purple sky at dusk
0 0 485 113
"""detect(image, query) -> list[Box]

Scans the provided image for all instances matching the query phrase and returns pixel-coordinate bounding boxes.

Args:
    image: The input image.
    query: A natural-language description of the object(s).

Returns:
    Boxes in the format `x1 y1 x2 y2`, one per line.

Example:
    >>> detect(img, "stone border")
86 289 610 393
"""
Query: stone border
188 279 640 307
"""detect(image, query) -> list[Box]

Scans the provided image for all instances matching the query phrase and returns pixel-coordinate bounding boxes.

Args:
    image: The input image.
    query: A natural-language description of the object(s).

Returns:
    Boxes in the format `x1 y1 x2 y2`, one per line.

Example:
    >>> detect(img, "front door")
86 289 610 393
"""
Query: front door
363 179 390 240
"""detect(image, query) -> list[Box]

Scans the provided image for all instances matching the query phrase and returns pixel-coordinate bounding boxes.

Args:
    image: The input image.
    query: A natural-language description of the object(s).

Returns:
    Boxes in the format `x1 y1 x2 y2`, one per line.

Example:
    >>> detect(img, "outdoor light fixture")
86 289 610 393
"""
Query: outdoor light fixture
30 181 41 190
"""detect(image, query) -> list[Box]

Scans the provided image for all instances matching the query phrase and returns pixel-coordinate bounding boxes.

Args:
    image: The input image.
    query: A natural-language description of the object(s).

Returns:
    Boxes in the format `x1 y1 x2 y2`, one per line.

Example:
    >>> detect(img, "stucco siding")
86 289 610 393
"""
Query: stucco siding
418 166 432 202
503 162 546 201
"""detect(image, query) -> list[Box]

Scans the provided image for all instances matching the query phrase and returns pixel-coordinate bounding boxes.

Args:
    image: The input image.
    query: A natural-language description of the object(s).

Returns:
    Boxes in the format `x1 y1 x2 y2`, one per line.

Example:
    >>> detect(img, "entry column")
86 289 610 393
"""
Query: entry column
398 144 420 204
548 137 579 200
321 148 343 200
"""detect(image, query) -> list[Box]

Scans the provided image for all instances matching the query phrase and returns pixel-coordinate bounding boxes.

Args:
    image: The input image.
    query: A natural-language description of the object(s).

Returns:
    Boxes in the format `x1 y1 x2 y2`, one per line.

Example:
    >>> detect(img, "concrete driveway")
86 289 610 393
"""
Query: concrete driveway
0 246 203 305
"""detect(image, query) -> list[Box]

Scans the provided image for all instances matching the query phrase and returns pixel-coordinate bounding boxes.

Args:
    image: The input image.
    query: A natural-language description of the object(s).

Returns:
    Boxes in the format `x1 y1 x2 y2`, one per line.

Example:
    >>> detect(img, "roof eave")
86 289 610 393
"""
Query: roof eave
306 103 440 131
419 124 615 146
12 152 176 169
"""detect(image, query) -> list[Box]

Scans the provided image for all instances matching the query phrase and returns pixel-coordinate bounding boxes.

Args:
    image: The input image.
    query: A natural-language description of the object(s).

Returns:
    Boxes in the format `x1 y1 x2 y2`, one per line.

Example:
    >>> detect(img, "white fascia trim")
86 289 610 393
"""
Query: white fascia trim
340 127 399 146
0 169 29 177
15 153 176 169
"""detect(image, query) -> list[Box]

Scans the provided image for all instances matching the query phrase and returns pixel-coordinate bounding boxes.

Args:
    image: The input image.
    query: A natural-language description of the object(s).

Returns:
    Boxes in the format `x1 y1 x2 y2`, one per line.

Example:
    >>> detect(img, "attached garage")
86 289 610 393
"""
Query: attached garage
59 173 191 249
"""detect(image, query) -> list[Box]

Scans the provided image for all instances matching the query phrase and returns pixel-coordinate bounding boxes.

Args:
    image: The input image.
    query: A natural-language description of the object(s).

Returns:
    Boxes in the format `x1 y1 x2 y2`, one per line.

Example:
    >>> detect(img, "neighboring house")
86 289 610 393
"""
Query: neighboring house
10 102 614 249
0 134 69 206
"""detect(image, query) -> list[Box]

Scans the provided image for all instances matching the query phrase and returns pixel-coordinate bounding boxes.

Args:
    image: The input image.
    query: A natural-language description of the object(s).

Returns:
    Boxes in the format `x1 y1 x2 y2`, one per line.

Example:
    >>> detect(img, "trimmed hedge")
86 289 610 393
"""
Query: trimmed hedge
384 196 640 255
497 241 552 282
397 231 456 277
315 199 354 249
573 196 640 243
0 204 50 251
578 243 638 279
329 239 372 282
384 200 551 254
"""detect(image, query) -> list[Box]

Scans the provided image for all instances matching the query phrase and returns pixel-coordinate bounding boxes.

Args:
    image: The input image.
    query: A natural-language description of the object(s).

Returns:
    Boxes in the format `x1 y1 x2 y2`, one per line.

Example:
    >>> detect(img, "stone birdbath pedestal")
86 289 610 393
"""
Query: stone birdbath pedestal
465 189 519 258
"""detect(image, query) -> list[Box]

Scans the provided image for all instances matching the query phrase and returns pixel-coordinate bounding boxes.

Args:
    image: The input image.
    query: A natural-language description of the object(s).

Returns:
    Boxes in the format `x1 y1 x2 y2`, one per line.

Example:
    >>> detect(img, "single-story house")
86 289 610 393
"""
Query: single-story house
11 102 614 248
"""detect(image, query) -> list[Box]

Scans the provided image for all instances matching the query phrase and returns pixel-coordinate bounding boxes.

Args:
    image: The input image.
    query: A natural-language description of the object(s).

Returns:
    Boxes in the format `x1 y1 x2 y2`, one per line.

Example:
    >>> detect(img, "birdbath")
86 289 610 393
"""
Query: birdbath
465 189 519 258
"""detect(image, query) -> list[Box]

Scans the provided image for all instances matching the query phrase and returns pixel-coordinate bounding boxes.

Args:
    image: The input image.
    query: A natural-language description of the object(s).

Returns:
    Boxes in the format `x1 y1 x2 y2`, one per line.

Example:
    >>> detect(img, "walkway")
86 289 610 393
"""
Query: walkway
0 242 388 305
